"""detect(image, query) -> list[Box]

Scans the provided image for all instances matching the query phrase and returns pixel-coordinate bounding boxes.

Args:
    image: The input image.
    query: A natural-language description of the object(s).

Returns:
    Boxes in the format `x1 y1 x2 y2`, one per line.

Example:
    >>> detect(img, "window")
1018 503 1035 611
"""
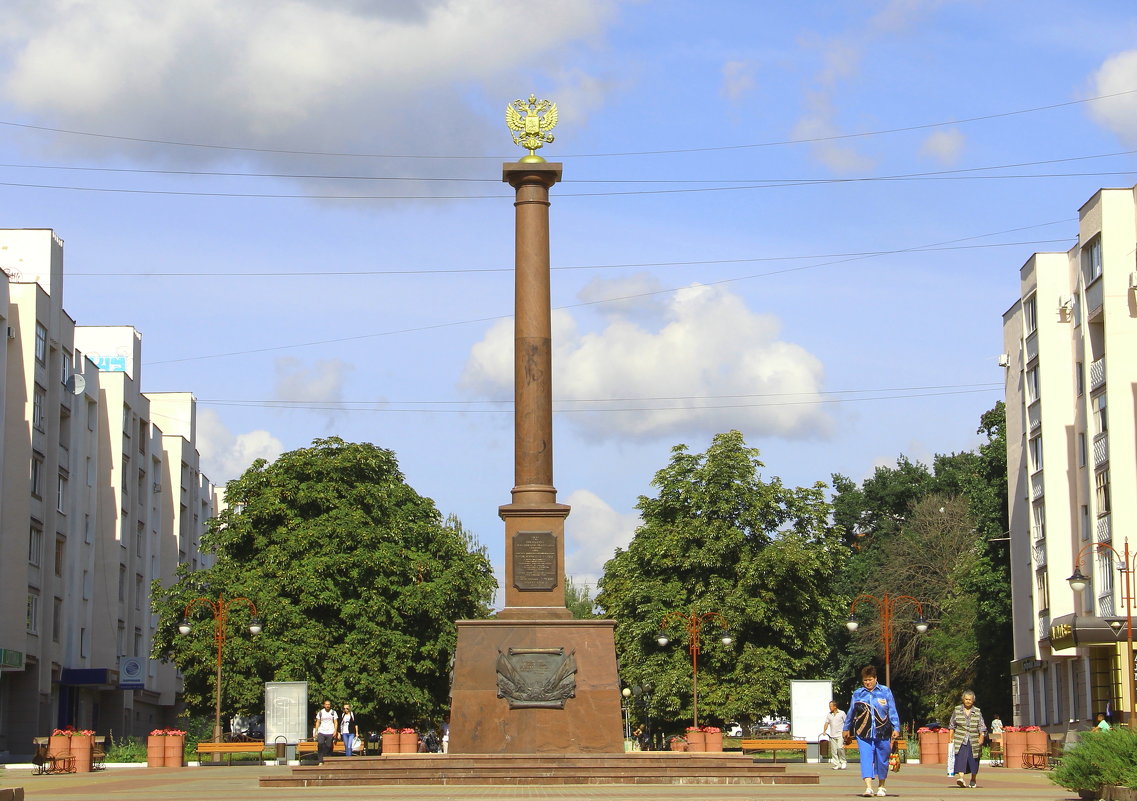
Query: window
1026 366 1040 402
1076 361 1084 396
1036 569 1050 612
30 455 43 496
33 385 45 431
34 323 47 365
28 524 43 566
118 564 126 602
82 570 91 600
27 592 40 634
1096 470 1112 515
1083 236 1103 282
61 349 72 385
1032 502 1046 540
1094 394 1108 434
134 627 143 657
80 627 89 658
57 475 67 514
1024 295 1038 334
54 537 65 577
123 405 131 433
1079 432 1087 467
117 621 126 657
83 513 92 545
136 523 145 557
52 598 62 643
1029 436 1043 471
1082 505 1090 542
135 574 143 610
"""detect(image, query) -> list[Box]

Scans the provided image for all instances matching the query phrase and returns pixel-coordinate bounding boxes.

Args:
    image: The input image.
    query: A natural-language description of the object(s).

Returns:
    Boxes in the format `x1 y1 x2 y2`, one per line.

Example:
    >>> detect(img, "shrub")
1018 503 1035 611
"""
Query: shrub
1050 728 1137 794
105 736 147 763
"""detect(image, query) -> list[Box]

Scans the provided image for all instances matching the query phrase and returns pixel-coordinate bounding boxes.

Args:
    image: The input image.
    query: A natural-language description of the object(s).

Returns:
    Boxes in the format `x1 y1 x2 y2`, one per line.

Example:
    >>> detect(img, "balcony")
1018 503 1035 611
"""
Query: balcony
1090 357 1106 390
1033 541 1047 567
1094 433 1109 467
1096 514 1112 543
1031 471 1044 500
1027 401 1041 431
1099 596 1116 617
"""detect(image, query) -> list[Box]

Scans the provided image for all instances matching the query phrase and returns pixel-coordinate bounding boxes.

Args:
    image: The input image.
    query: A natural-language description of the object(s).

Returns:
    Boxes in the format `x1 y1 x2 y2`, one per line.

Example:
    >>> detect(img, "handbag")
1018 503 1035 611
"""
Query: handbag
889 740 902 772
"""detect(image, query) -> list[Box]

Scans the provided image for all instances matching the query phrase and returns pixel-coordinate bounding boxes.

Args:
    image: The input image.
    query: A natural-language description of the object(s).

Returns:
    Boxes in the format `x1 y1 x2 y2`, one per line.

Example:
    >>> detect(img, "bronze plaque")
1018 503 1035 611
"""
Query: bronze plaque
512 530 557 591
496 648 577 708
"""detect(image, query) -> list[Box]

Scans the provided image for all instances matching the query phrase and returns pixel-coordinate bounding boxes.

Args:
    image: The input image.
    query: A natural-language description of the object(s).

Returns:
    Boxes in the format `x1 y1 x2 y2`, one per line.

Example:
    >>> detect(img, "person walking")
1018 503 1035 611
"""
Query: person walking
340 703 359 756
822 700 848 770
948 690 987 788
844 665 899 797
314 700 338 761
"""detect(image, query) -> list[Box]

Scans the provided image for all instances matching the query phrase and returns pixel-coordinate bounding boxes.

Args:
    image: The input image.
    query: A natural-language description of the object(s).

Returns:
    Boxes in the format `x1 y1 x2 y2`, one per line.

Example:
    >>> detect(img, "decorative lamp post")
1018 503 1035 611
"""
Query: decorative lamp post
178 594 261 743
1068 539 1136 724
657 609 732 729
846 594 929 687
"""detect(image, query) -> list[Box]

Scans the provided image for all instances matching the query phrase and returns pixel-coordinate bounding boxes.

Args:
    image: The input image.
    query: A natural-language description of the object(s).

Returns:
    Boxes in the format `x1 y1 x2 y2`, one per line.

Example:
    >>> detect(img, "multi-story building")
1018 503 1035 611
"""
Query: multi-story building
1003 184 1137 730
0 230 217 756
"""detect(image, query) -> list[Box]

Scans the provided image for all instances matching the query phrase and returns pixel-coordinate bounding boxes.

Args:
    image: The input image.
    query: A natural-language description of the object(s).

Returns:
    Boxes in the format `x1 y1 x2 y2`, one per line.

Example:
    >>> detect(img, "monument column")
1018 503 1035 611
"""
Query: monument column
498 161 572 619
446 97 622 755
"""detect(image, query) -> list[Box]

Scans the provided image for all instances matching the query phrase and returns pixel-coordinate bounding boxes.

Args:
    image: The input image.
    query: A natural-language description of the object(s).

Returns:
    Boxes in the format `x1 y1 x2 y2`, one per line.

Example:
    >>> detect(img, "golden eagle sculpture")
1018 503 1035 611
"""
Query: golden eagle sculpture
505 94 558 162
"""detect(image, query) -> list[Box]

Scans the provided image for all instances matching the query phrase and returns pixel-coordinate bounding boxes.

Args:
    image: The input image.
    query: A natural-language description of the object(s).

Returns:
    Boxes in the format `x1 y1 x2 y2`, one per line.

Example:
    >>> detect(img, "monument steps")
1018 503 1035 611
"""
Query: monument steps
259 753 821 787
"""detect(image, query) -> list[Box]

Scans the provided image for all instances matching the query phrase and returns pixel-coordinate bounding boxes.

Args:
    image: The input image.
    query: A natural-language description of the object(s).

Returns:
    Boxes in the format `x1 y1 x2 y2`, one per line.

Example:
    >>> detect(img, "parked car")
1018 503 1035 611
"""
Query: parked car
726 723 743 737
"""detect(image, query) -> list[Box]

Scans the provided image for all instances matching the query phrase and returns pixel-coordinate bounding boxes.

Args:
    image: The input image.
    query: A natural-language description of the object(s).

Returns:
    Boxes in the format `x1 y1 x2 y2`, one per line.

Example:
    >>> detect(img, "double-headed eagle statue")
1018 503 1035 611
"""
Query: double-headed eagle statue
505 94 558 162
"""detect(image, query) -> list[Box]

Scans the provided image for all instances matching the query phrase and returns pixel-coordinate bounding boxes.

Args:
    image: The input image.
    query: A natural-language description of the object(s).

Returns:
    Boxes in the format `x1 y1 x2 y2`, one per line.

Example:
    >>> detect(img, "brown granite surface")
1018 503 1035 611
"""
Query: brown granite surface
448 619 622 754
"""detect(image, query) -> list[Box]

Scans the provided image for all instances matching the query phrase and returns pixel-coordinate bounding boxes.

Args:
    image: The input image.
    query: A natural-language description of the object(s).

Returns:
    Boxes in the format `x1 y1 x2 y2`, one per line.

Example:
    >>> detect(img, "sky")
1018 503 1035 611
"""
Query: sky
2 0 1137 601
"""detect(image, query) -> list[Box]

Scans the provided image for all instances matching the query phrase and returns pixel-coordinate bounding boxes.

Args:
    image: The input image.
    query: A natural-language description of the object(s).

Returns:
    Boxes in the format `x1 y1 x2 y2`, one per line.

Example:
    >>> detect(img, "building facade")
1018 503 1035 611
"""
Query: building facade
0 230 217 756
1003 185 1137 730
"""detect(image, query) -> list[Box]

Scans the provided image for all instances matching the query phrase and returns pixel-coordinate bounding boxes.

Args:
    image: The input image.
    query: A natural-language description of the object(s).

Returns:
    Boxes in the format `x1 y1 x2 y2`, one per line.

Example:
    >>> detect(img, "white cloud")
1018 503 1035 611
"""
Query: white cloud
274 357 354 427
919 128 965 164
721 60 757 102
0 0 617 181
1088 49 1137 146
792 91 876 174
197 408 284 482
460 280 833 441
563 489 638 587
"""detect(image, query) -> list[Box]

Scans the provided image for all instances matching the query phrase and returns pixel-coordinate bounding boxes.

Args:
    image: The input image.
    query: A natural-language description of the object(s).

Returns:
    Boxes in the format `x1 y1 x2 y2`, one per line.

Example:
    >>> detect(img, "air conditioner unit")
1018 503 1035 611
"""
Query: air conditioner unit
5 326 13 340
1058 294 1074 321
998 354 1010 367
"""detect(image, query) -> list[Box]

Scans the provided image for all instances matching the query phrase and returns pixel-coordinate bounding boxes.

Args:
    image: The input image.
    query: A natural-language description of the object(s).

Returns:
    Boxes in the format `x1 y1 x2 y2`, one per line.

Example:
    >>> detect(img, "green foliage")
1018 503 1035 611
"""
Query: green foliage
597 431 845 732
105 735 147 763
831 403 1011 723
564 576 599 619
1051 728 1137 792
151 437 497 730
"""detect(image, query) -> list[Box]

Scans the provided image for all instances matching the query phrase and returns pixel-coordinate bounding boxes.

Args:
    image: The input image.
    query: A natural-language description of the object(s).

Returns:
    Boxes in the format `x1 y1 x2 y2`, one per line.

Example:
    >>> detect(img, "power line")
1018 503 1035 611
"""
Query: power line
197 385 1002 413
3 147 1136 183
67 237 1071 277
1 87 1134 160
147 219 1069 366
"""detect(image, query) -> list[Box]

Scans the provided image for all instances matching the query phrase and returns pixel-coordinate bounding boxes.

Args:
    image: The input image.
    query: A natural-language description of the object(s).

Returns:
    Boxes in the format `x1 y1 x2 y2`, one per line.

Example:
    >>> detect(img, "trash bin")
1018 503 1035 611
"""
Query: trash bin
275 736 288 766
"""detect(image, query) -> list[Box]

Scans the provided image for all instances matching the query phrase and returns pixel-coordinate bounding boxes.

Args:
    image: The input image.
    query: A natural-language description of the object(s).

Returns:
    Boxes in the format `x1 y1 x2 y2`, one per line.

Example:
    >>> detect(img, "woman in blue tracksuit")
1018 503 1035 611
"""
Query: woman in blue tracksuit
843 665 900 797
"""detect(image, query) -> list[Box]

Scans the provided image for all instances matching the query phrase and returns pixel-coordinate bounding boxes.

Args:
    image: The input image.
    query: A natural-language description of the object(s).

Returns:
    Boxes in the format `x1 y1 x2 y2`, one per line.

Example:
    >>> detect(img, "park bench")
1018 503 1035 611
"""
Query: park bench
740 738 808 763
194 741 267 765
296 739 361 758
31 738 75 774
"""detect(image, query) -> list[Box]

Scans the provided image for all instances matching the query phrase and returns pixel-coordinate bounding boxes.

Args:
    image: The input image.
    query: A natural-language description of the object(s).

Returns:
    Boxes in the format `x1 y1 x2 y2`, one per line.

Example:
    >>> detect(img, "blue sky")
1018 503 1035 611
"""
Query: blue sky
3 0 1136 597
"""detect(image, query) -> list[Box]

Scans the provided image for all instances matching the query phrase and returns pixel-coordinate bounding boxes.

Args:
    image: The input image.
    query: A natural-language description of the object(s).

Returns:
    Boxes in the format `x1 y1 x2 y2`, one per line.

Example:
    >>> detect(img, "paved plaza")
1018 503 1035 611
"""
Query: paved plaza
0 763 1074 801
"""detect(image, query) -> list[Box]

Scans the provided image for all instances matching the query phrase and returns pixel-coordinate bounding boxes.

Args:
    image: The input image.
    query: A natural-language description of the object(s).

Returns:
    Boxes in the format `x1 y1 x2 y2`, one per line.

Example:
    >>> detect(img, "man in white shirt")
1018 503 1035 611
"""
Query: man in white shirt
314 700 338 761
823 700 848 769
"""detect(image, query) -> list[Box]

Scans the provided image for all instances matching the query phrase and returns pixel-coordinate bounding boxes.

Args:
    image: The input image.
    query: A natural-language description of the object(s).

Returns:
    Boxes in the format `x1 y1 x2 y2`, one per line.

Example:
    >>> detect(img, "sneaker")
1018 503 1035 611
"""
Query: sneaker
862 791 874 797
969 781 976 788
956 777 966 787
876 789 888 797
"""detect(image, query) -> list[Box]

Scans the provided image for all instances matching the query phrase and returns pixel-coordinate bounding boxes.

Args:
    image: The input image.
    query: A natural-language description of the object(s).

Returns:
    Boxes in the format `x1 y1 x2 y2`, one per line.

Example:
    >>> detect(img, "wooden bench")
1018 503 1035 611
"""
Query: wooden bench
740 738 808 763
194 741 267 765
296 739 364 757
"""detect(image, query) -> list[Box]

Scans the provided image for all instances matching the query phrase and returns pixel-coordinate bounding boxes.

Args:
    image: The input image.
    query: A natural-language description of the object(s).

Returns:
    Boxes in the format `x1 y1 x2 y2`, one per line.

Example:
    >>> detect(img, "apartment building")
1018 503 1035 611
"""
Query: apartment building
1003 184 1137 731
0 230 217 755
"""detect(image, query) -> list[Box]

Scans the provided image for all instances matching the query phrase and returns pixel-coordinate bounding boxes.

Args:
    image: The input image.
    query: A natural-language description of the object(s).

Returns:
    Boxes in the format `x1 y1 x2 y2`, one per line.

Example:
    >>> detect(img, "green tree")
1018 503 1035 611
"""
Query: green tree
151 437 496 730
596 431 845 734
564 576 599 619
832 403 1011 722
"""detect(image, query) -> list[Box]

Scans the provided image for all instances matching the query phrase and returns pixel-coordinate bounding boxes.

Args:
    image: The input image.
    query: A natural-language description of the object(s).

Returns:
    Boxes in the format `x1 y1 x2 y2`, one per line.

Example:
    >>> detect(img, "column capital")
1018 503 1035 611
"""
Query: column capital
503 162 563 189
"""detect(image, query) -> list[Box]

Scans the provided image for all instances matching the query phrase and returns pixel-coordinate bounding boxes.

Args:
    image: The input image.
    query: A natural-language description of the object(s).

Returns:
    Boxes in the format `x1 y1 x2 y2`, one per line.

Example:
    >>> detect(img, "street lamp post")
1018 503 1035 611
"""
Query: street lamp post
178 594 262 744
656 609 732 729
1067 538 1136 725
845 594 929 687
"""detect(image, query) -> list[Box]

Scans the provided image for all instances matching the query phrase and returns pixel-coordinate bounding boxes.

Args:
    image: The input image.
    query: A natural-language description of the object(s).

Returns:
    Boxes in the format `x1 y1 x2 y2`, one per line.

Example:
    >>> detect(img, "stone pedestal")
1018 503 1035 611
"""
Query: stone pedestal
448 618 623 754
